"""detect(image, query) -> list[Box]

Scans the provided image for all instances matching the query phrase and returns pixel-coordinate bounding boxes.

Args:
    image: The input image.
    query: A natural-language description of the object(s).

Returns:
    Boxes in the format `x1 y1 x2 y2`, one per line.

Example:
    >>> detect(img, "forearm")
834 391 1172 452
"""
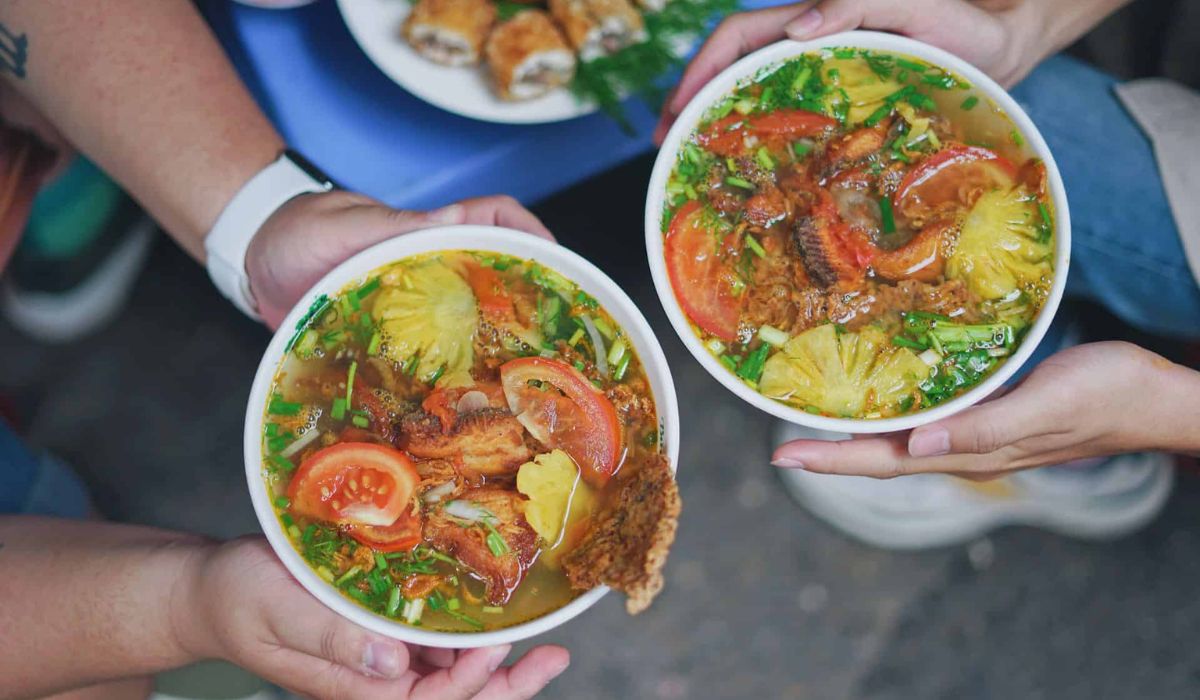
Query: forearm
0 516 212 698
0 0 284 261
1144 353 1200 457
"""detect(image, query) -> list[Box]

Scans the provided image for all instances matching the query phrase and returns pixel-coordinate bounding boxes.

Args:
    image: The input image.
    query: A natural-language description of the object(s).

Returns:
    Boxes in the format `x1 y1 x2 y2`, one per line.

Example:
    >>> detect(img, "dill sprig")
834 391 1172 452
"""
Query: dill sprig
570 0 740 131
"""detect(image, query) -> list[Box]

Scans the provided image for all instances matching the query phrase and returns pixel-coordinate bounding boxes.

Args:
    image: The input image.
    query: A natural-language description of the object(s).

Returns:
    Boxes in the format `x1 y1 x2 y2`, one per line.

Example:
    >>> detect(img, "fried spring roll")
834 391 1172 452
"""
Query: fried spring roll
402 0 497 67
548 0 647 61
486 10 577 100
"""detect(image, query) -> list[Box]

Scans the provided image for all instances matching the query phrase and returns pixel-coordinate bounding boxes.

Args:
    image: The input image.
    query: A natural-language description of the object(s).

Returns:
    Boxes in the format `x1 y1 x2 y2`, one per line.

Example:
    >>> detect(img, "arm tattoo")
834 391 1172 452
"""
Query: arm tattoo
0 23 27 79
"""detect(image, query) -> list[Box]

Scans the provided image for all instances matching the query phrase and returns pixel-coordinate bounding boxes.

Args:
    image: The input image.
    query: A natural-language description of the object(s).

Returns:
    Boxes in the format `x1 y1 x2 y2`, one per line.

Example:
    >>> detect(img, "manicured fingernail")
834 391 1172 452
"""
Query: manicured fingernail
771 457 806 469
909 428 950 458
363 642 402 678
785 9 822 37
487 645 512 672
429 204 464 224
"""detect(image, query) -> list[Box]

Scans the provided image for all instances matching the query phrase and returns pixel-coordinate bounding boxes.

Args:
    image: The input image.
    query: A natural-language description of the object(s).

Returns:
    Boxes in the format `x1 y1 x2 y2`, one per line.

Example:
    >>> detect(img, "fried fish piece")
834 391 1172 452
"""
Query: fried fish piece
561 453 680 614
549 0 646 61
423 488 539 605
398 407 532 478
486 10 576 101
402 0 496 66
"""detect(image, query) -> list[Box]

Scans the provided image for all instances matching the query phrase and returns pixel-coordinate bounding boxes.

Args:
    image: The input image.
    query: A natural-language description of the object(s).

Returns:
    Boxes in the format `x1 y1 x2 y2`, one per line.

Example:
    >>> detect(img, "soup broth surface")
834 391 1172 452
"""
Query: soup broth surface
662 48 1055 419
263 251 661 632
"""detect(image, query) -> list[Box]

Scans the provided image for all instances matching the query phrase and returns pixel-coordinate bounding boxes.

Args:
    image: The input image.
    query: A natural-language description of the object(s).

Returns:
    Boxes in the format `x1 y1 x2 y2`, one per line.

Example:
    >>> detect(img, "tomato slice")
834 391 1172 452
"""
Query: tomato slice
698 110 836 157
464 262 515 321
499 357 622 487
288 442 419 527
345 510 423 553
665 200 742 341
893 144 1018 216
749 109 837 138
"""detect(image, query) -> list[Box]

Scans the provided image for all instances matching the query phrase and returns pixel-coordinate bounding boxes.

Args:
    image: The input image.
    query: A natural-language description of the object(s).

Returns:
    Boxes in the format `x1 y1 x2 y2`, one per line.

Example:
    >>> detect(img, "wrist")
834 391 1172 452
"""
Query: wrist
167 538 225 663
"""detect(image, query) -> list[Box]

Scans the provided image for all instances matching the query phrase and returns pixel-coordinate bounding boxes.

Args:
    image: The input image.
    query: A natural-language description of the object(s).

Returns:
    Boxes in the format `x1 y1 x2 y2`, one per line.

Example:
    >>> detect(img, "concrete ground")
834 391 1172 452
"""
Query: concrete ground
4 151 1200 699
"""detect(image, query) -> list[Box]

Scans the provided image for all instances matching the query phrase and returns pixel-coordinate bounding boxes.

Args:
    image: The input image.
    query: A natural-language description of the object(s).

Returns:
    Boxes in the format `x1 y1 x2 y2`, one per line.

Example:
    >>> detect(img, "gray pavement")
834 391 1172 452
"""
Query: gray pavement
4 153 1199 699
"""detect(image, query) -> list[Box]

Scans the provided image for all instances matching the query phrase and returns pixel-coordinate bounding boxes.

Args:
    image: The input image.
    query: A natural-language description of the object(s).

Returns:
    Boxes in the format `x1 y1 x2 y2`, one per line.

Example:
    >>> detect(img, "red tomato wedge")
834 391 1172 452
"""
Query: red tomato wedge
698 110 836 157
345 510 422 553
464 262 515 321
665 200 742 341
499 357 622 487
288 443 419 528
893 144 1018 214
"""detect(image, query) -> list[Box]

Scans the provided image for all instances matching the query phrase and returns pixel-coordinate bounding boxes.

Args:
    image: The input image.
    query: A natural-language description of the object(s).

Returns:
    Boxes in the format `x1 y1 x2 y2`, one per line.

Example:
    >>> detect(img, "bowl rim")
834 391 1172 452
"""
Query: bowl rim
644 30 1072 434
244 225 681 648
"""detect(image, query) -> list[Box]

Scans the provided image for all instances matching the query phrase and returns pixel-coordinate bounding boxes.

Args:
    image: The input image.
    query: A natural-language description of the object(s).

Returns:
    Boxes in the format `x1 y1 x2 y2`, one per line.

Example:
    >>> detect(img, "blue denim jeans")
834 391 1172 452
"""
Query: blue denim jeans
0 420 90 517
1013 55 1200 372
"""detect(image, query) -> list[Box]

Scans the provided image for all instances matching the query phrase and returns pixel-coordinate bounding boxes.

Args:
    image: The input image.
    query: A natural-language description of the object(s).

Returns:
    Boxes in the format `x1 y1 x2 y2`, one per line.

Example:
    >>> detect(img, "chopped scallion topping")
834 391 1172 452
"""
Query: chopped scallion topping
331 396 348 421
960 95 979 111
274 495 290 509
351 414 369 429
345 361 358 405
880 196 896 234
725 176 755 190
745 234 767 259
367 331 382 357
268 394 303 416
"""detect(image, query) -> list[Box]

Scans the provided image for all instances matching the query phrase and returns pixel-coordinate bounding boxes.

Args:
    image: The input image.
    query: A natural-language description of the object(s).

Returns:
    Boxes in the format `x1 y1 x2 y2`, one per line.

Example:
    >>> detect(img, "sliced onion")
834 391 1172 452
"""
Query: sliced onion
280 428 321 459
515 411 551 445
918 349 943 367
456 390 490 414
581 315 608 377
987 347 1011 358
423 481 457 504
444 499 494 523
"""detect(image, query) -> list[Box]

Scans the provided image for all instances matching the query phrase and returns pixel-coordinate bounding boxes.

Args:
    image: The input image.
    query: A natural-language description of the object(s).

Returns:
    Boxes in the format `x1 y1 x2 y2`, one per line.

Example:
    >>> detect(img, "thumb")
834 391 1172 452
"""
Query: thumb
786 0 921 39
907 385 1046 458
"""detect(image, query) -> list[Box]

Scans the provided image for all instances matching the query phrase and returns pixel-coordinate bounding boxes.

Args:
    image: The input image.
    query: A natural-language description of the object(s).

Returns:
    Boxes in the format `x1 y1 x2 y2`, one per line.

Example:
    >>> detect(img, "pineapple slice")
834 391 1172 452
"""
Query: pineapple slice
760 324 929 416
372 259 477 385
516 449 595 566
947 187 1053 300
823 57 904 125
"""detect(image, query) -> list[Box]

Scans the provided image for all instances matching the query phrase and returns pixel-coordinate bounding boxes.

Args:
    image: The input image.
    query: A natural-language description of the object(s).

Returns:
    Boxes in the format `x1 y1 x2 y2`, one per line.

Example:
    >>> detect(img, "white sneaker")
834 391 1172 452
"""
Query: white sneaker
772 423 1174 550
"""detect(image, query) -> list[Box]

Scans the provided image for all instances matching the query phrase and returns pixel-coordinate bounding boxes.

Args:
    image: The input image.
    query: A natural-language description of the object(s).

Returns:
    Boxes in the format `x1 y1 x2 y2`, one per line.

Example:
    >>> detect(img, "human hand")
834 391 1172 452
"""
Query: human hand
176 537 570 700
245 190 555 328
771 342 1200 481
654 0 1039 144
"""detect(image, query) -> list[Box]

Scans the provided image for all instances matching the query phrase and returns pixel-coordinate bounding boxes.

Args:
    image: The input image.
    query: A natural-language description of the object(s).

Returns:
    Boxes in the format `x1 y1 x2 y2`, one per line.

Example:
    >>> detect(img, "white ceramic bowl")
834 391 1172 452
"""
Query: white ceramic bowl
245 226 681 648
645 31 1071 435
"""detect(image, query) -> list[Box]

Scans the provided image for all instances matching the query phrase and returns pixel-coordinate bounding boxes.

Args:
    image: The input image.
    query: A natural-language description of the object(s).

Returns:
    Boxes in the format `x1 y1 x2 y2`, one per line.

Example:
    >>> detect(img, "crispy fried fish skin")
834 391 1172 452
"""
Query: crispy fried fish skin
398 407 533 477
402 0 497 66
423 488 539 605
562 454 680 614
485 10 576 101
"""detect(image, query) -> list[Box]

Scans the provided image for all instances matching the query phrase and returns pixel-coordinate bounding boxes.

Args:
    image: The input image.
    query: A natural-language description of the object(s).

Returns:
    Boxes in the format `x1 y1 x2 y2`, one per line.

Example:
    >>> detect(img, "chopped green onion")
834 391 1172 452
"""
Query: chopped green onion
591 317 614 340
274 495 291 509
735 344 771 383
880 196 896 234
486 530 508 557
755 146 775 171
896 58 927 73
386 586 402 617
447 597 461 611
568 328 585 346
863 103 893 127
265 423 280 438
345 361 358 405
351 414 369 429
725 176 755 190
356 277 381 301
335 565 362 587
719 354 739 372
403 354 420 376
374 552 388 571
367 331 382 357
606 337 628 368
317 566 335 582
481 606 504 614
1010 129 1024 147
287 524 302 540
426 364 446 385
331 397 348 421
280 512 294 528
758 325 789 348
960 95 979 111
744 234 767 259
1037 202 1053 244
790 66 813 93
447 610 484 629
294 329 319 358
892 335 928 351
793 141 812 159
267 454 294 473
268 394 303 416
612 352 632 382
403 597 425 625
704 338 727 356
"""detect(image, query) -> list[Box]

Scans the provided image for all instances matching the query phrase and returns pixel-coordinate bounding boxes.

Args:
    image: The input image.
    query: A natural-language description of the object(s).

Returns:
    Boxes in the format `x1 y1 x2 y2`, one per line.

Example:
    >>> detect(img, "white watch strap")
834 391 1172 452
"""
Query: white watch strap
205 153 333 321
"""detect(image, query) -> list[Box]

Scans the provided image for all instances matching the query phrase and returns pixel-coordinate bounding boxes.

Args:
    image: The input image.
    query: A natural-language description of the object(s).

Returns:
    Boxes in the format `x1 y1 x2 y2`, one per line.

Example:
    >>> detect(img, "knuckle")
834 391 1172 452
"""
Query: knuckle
968 422 1004 454
318 625 342 665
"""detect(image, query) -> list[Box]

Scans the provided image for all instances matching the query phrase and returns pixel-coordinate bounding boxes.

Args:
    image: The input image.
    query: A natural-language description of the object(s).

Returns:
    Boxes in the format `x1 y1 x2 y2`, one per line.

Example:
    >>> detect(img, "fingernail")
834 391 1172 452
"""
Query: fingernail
363 641 402 679
487 644 512 672
429 204 464 224
785 9 822 38
909 428 950 458
771 457 806 469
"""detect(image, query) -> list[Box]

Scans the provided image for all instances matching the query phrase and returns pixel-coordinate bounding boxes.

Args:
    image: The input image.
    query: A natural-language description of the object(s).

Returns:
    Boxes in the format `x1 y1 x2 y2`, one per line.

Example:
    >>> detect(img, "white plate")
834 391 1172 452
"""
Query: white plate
337 0 597 124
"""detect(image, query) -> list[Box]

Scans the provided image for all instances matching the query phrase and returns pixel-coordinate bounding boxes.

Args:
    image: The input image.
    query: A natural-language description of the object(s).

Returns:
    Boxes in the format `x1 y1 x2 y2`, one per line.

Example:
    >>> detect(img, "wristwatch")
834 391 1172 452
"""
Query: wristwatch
204 149 336 321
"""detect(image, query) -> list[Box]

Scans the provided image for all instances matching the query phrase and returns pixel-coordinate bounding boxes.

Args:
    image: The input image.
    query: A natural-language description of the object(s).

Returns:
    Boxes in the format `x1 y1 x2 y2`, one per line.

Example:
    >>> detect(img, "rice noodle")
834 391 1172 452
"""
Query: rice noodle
581 315 608 377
